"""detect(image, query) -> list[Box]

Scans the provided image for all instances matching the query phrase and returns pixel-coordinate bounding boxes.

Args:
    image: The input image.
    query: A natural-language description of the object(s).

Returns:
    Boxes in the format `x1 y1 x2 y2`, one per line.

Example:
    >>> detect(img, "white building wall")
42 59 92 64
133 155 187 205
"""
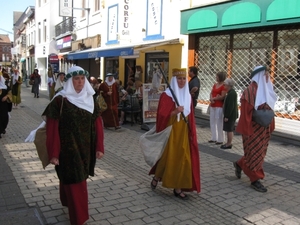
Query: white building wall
35 0 63 90
73 0 102 42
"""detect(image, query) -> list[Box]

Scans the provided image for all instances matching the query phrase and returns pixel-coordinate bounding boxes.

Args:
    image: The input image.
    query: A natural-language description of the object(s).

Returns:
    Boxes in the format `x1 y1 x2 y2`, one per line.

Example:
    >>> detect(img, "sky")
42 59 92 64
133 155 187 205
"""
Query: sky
0 0 36 41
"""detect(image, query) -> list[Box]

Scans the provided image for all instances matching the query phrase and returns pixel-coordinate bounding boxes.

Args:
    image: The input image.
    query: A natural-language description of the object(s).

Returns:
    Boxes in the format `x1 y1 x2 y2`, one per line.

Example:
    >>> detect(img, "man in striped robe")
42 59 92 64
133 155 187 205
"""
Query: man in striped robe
233 66 277 192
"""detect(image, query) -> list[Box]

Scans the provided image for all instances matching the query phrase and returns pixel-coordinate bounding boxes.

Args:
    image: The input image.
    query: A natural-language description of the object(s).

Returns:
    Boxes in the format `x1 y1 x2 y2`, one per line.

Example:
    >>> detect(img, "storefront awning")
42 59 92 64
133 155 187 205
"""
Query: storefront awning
20 58 26 62
67 46 134 60
181 0 300 34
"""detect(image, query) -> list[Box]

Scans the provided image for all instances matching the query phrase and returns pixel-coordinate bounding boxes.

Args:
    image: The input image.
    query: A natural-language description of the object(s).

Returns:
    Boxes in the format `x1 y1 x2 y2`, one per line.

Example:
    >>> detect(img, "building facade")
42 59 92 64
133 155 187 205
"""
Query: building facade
181 0 300 135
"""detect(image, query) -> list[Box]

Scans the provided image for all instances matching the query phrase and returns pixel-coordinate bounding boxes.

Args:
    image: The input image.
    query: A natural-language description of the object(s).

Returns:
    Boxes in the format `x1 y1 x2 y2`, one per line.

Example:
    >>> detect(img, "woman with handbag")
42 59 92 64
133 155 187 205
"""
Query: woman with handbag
149 68 201 199
0 76 12 138
42 66 105 225
233 66 277 193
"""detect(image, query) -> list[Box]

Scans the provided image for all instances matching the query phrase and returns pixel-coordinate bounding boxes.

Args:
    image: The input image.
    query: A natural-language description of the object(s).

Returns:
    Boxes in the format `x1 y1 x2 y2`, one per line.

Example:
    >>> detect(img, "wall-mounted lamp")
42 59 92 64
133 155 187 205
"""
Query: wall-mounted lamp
101 0 105 9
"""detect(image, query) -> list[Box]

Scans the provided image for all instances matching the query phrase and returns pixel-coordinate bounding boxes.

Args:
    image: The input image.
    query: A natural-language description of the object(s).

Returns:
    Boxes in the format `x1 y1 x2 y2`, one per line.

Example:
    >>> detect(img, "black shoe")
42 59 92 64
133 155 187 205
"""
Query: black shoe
220 144 232 149
150 177 159 190
37 95 39 98
173 189 188 200
0 134 2 138
208 140 216 143
2 130 6 134
233 161 241 179
251 180 267 193
215 142 223 145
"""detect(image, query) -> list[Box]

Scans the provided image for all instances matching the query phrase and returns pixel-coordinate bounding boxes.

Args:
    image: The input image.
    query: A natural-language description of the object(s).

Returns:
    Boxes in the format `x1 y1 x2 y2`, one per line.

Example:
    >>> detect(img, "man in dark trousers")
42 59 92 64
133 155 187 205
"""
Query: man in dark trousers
188 66 200 108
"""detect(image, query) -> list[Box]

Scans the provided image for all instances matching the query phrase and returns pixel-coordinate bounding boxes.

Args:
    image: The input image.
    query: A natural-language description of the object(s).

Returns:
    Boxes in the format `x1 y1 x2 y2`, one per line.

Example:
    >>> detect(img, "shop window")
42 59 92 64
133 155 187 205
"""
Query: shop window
145 53 169 84
105 57 119 78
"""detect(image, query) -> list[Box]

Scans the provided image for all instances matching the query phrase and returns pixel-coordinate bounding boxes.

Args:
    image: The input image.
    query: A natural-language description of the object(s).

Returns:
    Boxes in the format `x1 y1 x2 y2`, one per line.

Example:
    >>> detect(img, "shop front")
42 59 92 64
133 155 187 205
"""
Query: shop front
181 0 300 133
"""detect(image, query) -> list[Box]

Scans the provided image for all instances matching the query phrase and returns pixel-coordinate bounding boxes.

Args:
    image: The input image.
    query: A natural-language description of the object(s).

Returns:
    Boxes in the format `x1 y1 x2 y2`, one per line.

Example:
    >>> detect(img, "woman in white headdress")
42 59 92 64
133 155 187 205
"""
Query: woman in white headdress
11 69 22 108
0 75 12 138
234 66 277 193
43 66 104 225
149 68 201 200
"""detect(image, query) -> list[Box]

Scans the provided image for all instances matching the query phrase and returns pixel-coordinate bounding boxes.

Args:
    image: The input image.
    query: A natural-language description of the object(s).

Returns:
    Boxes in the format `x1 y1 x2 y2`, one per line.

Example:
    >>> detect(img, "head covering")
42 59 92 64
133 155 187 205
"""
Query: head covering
12 70 20 85
54 72 65 92
54 66 95 113
0 76 7 89
251 66 277 110
165 68 191 121
105 73 115 86
64 66 89 81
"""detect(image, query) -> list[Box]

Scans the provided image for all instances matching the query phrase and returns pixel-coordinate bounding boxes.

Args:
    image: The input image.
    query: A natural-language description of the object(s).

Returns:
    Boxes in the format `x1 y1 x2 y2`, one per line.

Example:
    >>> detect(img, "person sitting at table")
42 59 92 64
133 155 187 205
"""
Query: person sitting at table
119 88 140 125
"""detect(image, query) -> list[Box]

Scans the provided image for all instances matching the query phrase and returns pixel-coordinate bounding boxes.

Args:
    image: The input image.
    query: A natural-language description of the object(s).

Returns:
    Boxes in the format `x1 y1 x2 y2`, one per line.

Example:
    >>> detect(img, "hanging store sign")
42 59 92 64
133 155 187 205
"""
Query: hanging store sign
59 0 73 17
48 53 59 73
56 35 72 50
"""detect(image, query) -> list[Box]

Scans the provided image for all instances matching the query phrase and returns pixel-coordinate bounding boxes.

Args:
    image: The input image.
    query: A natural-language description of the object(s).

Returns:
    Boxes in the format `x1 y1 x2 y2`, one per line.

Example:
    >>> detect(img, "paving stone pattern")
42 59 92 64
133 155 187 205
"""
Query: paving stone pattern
0 86 299 225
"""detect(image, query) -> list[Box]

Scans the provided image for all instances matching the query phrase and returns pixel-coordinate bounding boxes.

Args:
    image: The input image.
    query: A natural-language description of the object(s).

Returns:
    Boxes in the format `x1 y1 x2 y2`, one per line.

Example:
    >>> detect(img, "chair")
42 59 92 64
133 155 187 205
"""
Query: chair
126 94 141 126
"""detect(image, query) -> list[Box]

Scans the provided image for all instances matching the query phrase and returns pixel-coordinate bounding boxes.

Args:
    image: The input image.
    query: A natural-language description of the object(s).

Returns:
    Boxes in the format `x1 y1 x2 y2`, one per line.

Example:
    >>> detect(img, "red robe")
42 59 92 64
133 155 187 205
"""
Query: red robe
99 82 119 127
149 93 201 193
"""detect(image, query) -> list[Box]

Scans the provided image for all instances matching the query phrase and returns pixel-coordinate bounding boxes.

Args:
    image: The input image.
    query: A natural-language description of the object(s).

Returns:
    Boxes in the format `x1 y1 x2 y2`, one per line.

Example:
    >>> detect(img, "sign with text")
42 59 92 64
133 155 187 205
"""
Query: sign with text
146 0 162 37
59 0 73 17
107 4 118 44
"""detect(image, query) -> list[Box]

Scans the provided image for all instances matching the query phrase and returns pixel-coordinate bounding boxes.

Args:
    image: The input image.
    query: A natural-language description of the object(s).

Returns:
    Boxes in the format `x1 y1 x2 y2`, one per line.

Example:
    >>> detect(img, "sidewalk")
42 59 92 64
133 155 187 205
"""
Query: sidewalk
0 85 300 225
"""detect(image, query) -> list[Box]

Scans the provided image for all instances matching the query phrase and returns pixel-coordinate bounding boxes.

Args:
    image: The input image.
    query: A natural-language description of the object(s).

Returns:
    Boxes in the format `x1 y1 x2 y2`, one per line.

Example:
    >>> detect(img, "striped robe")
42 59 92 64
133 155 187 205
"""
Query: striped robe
236 82 274 181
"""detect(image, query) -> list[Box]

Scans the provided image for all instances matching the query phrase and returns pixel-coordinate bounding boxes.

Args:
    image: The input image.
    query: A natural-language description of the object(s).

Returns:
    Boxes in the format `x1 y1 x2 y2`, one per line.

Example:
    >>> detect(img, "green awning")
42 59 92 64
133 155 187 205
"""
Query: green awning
222 2 261 26
181 0 300 35
267 0 300 21
20 58 26 62
188 10 217 30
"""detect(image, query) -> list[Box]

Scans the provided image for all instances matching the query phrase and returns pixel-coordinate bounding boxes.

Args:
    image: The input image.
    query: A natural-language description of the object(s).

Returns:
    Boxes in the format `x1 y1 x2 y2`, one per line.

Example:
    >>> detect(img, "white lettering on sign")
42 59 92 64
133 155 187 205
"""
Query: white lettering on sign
88 52 98 58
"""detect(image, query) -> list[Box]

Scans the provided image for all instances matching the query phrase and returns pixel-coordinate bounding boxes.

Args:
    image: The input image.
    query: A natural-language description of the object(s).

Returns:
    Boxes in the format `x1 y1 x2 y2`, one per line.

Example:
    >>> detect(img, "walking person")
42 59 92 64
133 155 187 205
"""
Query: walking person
208 71 227 145
11 69 22 108
0 76 12 138
30 69 41 98
233 66 277 192
99 73 121 130
220 78 238 149
43 66 104 225
149 68 201 199
188 66 200 108
54 72 65 94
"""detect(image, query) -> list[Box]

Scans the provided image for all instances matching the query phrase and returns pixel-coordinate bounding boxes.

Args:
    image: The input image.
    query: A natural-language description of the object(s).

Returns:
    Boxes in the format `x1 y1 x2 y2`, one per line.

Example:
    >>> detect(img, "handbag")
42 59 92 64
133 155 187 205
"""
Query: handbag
29 80 34 85
252 109 274 127
139 124 173 167
25 97 64 169
96 91 107 113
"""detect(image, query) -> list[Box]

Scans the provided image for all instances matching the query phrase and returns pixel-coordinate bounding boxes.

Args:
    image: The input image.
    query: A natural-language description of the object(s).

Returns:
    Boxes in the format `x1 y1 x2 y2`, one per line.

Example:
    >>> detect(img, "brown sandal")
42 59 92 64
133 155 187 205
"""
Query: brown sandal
150 177 159 190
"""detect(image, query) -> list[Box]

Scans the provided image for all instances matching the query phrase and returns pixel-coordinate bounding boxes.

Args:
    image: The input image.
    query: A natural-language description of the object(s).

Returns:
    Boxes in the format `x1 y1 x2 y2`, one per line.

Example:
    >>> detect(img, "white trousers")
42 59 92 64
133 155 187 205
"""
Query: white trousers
209 107 224 142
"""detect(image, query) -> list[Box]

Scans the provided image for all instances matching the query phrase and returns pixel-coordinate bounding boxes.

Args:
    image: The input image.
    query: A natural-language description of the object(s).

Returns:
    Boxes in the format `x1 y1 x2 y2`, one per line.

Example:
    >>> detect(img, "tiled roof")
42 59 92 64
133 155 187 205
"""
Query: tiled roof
0 34 11 43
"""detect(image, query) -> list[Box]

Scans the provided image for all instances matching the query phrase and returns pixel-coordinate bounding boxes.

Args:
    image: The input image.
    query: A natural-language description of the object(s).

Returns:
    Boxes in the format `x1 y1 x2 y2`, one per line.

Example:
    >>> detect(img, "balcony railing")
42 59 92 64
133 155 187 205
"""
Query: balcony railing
55 17 76 37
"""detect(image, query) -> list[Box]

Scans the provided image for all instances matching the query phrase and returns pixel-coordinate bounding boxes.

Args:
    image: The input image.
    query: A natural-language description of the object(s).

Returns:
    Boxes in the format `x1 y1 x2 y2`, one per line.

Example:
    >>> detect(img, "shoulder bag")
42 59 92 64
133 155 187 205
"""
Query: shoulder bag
96 91 107 113
30 97 64 169
139 124 173 167
252 106 274 128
